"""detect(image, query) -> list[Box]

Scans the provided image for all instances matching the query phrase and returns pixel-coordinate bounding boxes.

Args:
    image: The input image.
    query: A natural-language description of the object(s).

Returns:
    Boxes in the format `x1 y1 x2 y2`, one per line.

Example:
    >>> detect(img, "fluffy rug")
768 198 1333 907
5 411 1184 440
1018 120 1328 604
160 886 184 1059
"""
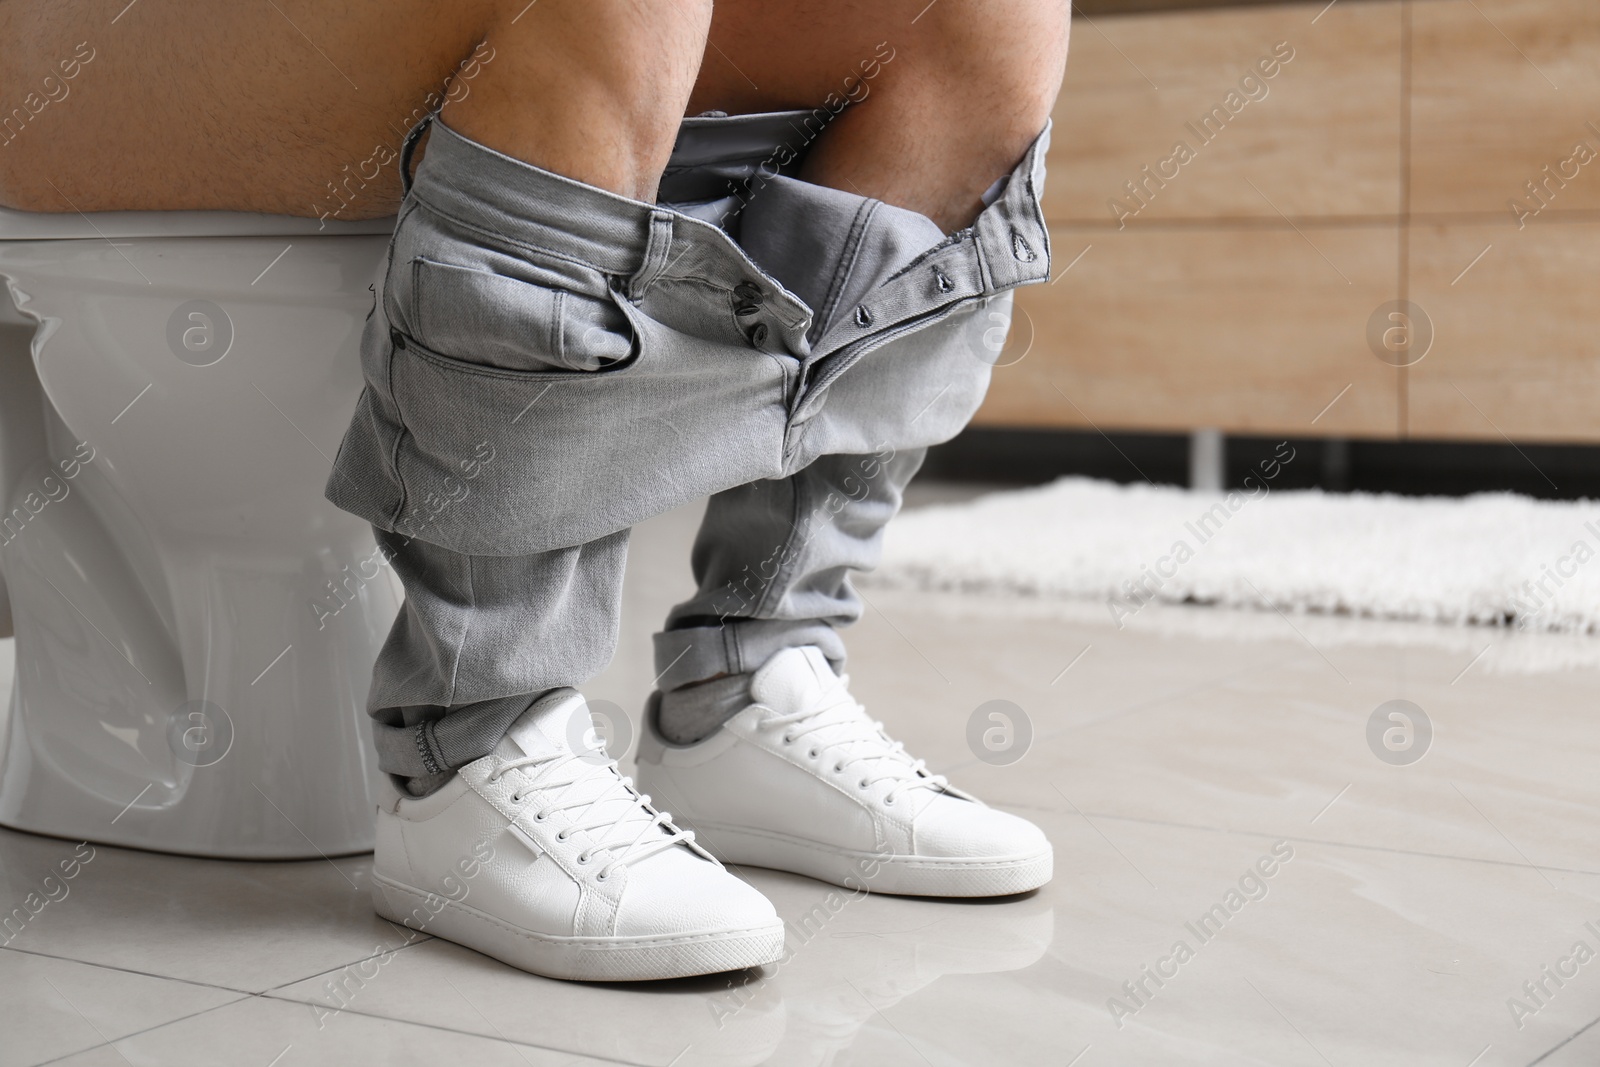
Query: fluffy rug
870 478 1600 636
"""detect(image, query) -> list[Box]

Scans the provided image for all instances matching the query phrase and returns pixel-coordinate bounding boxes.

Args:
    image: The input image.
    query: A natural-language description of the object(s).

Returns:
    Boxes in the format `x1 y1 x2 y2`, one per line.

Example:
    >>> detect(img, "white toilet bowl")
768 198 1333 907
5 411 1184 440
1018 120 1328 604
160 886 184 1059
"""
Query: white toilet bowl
0 207 403 858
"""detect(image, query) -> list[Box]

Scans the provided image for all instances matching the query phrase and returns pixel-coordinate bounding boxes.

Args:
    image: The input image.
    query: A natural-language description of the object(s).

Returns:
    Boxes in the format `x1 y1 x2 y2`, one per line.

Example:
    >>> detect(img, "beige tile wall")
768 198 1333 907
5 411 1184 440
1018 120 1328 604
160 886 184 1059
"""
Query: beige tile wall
985 224 1400 435
1410 0 1600 218
1408 219 1600 441
979 0 1600 443
1047 0 1403 223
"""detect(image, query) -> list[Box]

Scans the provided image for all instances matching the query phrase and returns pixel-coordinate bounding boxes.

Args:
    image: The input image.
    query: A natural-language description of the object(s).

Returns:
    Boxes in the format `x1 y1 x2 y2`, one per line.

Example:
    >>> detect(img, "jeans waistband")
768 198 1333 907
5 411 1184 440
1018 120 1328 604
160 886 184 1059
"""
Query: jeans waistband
403 110 1052 333
406 111 818 278
408 120 665 277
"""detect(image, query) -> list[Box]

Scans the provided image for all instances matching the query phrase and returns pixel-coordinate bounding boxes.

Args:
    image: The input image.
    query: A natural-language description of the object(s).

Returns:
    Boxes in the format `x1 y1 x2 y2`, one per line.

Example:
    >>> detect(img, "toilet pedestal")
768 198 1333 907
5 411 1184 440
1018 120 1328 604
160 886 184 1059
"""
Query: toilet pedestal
0 213 402 858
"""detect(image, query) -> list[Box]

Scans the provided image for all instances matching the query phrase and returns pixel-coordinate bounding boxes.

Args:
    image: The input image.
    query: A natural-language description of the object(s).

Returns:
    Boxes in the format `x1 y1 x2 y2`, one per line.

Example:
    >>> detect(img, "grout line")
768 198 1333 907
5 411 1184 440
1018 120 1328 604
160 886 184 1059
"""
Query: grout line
29 986 633 1067
249 991 644 1066
1041 210 1600 233
1242 179 1352 284
0 943 259 997
1397 0 1413 441
27 993 259 1067
259 931 435 995
3 936 629 1067
1527 1012 1600 1066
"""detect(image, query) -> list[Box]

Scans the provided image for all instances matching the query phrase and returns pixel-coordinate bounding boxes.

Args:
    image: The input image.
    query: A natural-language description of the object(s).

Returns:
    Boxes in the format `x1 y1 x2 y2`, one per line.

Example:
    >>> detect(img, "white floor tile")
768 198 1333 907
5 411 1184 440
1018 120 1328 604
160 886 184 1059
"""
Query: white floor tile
43 994 609 1067
0 949 242 1067
0 832 420 992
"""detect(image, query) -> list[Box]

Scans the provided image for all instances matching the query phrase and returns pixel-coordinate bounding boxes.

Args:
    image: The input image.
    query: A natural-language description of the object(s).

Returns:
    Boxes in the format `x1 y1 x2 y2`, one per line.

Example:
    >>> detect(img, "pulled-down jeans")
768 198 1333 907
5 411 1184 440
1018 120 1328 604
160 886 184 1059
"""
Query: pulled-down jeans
323 111 1053 782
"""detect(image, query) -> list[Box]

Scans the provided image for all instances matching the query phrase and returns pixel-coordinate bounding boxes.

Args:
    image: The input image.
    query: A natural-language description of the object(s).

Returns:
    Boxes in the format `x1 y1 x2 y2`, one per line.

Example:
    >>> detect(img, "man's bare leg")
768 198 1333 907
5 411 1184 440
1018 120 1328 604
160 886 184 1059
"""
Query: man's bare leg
692 0 1071 232
0 0 1064 231
0 0 709 213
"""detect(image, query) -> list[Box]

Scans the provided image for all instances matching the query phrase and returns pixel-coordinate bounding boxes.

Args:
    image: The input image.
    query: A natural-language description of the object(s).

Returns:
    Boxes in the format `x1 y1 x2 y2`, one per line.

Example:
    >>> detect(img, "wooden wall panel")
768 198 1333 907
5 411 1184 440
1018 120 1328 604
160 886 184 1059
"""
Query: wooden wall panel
978 0 1600 443
1410 0 1600 218
976 224 1399 436
1045 0 1402 223
1407 219 1600 442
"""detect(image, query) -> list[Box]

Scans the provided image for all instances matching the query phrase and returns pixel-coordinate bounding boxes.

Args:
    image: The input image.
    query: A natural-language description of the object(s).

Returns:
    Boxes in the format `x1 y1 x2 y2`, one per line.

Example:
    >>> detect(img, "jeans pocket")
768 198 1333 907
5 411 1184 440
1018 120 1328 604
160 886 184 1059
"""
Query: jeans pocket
400 257 635 374
362 276 793 556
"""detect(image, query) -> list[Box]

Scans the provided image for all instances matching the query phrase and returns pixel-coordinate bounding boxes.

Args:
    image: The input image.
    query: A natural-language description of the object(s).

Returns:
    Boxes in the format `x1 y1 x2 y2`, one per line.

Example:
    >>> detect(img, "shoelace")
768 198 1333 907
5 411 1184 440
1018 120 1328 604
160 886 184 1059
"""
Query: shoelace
487 749 713 881
753 681 955 807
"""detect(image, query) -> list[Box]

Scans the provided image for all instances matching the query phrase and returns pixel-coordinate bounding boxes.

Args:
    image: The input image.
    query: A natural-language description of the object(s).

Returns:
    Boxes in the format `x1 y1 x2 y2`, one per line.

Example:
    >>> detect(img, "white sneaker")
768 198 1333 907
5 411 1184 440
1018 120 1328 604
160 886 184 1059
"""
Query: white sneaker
370 688 785 981
635 647 1053 897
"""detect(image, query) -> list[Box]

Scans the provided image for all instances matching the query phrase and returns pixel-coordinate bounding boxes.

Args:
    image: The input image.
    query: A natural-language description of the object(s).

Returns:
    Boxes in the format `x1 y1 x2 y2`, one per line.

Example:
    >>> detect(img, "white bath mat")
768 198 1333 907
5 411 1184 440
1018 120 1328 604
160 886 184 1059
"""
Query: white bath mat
870 478 1600 636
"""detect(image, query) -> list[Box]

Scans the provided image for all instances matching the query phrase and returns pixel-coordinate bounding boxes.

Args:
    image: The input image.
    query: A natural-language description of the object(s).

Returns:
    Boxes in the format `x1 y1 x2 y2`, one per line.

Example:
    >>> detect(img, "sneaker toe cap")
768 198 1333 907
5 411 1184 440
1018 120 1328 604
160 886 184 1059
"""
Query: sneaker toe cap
912 796 1051 860
613 848 778 937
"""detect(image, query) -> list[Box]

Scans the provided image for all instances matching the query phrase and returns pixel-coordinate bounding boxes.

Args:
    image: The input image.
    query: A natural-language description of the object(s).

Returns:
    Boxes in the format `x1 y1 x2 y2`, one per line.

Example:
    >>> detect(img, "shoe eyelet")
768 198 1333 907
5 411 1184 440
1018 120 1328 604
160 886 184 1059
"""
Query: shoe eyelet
533 811 547 821
858 780 869 789
556 830 570 841
884 796 896 806
595 871 609 882
510 792 523 803
576 853 589 865
781 735 793 744
833 765 843 773
808 749 819 758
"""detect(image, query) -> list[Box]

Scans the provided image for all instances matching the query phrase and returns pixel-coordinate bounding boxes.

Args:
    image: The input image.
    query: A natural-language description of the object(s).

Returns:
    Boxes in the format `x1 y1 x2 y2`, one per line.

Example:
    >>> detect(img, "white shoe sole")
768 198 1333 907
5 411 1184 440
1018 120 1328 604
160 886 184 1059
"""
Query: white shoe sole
372 873 785 981
688 821 1053 898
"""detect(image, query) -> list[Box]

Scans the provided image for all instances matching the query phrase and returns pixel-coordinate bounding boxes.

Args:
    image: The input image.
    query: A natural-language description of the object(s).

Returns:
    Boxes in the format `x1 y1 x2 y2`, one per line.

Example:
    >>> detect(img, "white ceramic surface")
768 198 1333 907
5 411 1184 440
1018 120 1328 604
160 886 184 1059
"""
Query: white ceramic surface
0 221 401 857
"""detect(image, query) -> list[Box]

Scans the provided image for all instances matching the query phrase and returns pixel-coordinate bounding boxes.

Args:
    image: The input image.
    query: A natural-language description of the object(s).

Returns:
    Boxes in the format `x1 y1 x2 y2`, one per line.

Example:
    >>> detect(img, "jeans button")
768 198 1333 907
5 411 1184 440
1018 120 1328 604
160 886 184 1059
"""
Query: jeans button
389 328 406 351
734 281 764 305
747 322 770 347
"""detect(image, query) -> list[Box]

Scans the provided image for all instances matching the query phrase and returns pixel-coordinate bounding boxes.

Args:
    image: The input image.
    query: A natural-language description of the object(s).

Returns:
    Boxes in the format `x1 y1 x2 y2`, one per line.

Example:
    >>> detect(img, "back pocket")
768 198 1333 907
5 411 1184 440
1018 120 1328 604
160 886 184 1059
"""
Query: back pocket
404 257 634 373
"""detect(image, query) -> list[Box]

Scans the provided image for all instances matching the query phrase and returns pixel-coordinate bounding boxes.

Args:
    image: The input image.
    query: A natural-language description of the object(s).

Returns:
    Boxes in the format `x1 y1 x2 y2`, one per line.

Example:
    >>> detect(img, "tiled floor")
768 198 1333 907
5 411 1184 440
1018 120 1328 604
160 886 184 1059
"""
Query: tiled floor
3 484 1599 1066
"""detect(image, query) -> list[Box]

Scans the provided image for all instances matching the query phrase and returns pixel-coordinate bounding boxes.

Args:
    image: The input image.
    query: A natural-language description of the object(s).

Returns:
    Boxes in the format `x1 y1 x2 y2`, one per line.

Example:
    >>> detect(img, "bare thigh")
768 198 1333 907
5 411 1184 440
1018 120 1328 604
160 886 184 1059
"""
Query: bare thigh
696 0 1070 231
0 0 710 215
0 0 1067 231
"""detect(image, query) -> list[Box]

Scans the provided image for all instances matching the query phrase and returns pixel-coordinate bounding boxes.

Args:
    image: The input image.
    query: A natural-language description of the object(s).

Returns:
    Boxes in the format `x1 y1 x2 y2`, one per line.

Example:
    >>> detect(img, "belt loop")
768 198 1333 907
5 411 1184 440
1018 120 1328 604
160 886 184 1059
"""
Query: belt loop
399 110 440 199
628 210 677 301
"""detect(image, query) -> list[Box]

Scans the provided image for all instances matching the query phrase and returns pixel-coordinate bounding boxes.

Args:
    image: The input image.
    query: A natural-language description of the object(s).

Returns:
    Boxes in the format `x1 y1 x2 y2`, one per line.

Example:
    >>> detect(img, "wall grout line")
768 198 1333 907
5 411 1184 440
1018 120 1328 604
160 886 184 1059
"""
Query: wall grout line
1397 0 1414 439
1041 209 1600 232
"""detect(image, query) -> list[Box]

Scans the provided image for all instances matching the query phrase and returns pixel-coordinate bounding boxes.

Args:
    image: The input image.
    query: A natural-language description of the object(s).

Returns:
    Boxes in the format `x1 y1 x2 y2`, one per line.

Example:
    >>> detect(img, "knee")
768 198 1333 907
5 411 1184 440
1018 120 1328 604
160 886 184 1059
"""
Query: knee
903 0 1071 146
445 0 715 199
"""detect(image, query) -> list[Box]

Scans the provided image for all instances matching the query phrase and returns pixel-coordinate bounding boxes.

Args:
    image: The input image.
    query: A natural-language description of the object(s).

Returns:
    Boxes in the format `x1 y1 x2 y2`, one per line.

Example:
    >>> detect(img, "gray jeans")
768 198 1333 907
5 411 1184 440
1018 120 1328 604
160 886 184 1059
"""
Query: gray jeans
324 111 1052 780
